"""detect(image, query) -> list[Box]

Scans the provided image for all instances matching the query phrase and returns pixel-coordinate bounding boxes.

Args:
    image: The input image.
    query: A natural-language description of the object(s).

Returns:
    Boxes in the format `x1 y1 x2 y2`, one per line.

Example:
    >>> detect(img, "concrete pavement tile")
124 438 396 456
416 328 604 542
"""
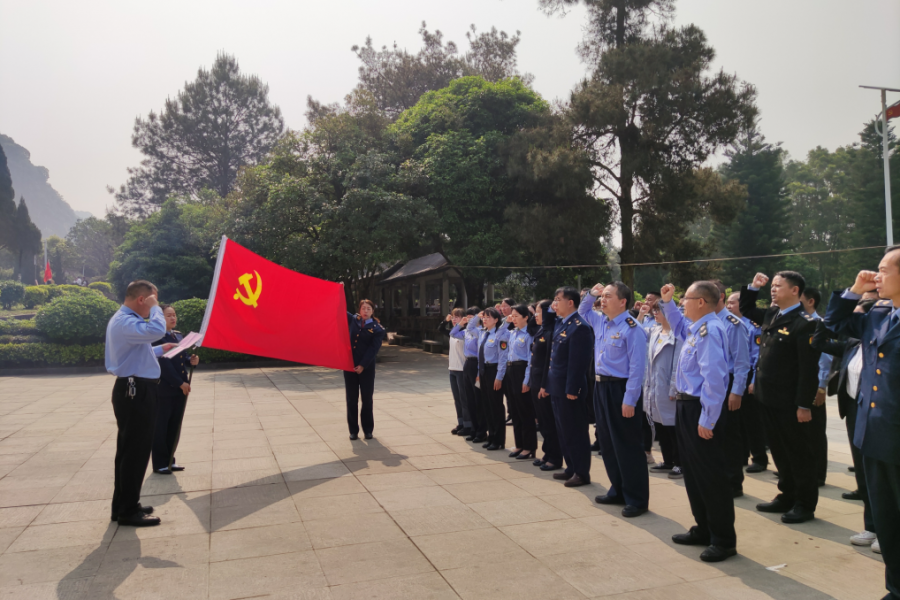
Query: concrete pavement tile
0 506 42 528
412 527 529 570
443 480 531 504
468 496 569 527
500 518 617 556
304 511 406 549
287 477 367 499
0 543 103 586
423 465 502 485
356 471 437 492
390 504 491 537
329 572 458 600
540 547 683 597
210 522 311 562
316 538 434 585
440 555 584 600
7 519 115 553
372 485 462 512
296 492 383 521
208 550 327 599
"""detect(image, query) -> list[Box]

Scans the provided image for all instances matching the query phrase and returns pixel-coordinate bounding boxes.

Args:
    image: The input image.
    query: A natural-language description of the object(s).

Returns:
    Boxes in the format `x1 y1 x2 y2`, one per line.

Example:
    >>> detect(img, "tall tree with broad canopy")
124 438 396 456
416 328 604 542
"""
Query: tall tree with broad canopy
66 213 132 280
111 53 285 216
541 0 757 286
14 197 42 281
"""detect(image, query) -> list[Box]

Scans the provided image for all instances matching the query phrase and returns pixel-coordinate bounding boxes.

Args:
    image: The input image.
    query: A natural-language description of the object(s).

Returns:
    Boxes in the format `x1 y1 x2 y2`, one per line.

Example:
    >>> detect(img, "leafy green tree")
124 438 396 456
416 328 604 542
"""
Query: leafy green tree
714 128 790 290
66 213 132 280
108 198 227 301
0 145 16 253
346 23 532 119
112 53 285 216
14 197 41 282
45 236 77 285
542 0 757 286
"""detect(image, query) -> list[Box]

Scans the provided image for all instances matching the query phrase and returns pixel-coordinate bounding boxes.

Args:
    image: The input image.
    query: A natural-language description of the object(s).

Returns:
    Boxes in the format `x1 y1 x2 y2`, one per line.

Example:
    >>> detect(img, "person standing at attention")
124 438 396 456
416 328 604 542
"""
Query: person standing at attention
345 299 385 440
580 282 649 518
105 280 175 527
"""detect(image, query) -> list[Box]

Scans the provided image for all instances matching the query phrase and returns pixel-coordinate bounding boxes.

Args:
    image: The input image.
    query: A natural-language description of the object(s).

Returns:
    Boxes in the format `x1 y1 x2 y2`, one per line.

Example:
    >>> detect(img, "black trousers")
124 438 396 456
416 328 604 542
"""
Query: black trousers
111 378 158 519
656 423 680 467
762 404 818 512
595 379 649 508
152 389 187 470
449 371 469 427
642 416 654 453
864 455 900 599
676 397 737 548
741 388 768 466
810 403 828 484
344 366 375 436
463 358 486 436
551 390 591 480
507 362 537 451
481 364 506 447
845 400 875 532
532 383 561 466
723 375 746 493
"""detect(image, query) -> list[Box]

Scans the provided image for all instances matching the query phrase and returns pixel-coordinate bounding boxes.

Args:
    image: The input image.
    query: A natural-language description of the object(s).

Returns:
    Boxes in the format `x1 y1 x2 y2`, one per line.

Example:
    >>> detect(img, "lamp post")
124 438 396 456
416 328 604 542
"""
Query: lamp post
860 85 900 246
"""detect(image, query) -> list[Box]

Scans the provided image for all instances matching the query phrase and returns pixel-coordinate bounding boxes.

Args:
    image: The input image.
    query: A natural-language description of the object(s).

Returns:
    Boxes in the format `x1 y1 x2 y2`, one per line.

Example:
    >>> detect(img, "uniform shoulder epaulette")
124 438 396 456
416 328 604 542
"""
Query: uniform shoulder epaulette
625 317 636 328
172 330 181 334
802 313 815 321
698 323 708 337
573 317 582 326
750 320 759 328
726 314 740 326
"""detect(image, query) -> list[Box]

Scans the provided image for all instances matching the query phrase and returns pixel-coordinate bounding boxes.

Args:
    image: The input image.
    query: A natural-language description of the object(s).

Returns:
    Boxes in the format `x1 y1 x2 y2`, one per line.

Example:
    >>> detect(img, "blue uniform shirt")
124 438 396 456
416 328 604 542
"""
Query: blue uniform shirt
741 316 761 385
716 308 751 396
451 316 482 359
507 326 534 383
105 305 167 378
661 300 729 429
808 312 834 388
577 294 647 406
478 326 510 381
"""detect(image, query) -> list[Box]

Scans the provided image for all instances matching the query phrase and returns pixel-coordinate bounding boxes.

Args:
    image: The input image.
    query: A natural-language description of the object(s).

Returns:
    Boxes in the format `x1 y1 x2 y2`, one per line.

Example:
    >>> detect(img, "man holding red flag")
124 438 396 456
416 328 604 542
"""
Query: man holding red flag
199 236 354 372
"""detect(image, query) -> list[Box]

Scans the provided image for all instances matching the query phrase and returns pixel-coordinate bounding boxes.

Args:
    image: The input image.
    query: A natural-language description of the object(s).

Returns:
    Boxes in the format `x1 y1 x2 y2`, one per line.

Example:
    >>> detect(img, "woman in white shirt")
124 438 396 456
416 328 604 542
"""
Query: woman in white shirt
643 304 683 479
440 309 471 436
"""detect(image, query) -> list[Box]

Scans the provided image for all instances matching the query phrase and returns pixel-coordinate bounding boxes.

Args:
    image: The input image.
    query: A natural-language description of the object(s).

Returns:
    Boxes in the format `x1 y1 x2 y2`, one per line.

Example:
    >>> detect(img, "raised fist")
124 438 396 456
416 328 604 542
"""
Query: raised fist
660 283 676 303
851 270 878 295
752 273 769 289
590 283 604 297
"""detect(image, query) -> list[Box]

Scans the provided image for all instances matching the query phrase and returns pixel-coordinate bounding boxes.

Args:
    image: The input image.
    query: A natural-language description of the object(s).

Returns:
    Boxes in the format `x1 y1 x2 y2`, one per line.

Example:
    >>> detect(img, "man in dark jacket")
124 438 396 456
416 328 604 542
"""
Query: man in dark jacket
739 271 820 524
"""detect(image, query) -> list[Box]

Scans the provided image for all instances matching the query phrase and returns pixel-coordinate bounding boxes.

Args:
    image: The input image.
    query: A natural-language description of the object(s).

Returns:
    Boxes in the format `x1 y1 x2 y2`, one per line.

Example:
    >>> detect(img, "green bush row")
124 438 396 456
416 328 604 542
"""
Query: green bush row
0 319 37 336
0 281 25 310
35 294 120 344
0 342 105 368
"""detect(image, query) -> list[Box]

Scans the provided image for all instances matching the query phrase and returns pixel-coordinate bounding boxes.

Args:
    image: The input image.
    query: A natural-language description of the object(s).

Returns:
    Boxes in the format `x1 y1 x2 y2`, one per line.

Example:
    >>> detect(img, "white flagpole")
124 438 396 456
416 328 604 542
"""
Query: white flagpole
198 236 229 344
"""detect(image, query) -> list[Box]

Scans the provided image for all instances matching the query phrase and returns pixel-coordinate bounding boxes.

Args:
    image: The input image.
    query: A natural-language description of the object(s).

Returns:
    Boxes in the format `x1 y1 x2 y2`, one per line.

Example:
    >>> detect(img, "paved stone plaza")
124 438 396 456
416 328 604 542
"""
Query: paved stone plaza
0 347 888 599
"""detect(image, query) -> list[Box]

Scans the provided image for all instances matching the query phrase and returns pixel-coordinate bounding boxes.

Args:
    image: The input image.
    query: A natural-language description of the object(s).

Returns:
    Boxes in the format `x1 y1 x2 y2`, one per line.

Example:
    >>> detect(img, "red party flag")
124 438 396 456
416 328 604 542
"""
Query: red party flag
43 259 52 283
199 236 354 371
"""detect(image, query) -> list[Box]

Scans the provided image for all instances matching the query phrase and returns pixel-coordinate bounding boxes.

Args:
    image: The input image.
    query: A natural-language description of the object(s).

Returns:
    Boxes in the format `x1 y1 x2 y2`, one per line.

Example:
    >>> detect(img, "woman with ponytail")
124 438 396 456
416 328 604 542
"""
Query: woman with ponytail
506 305 537 460
345 299 385 440
477 307 510 450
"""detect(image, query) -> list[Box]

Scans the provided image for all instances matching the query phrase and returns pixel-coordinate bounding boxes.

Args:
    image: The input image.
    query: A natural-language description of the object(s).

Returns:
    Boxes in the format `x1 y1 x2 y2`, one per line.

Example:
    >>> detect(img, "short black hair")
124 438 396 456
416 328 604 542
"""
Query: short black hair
483 307 503 330
691 281 720 306
643 291 659 299
608 281 634 310
502 297 516 307
884 245 900 269
125 280 157 299
802 287 822 310
466 306 480 316
537 299 552 312
775 271 806 296
554 286 580 306
710 279 727 301
512 304 530 318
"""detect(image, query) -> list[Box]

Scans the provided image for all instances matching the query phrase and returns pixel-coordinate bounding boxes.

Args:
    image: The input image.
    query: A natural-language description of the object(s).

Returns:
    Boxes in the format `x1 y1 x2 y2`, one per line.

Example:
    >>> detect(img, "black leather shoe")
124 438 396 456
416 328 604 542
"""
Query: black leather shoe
509 449 523 458
364 433 373 440
848 465 855 472
155 467 172 475
486 444 501 451
842 490 862 501
700 545 737 562
540 462 561 471
111 505 153 522
118 512 161 527
451 426 461 434
516 451 536 461
553 472 571 480
672 527 710 546
756 497 793 513
349 434 359 440
594 493 626 505
482 442 491 448
533 458 544 467
622 505 647 518
564 474 589 487
472 435 486 443
457 428 472 437
590 440 600 452
781 507 815 524
746 462 767 473
170 464 185 472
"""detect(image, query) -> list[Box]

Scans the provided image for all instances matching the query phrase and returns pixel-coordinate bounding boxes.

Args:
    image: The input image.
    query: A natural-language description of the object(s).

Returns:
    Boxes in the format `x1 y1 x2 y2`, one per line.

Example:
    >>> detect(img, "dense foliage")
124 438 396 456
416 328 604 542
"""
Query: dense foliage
34 294 119 343
0 280 25 309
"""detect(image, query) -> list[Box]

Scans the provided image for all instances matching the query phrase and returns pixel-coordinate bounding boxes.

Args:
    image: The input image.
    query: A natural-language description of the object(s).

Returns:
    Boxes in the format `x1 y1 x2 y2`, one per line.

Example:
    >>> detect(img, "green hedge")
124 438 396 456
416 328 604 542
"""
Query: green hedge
35 294 120 343
0 342 105 367
0 281 25 309
23 286 49 309
88 281 113 294
0 319 37 336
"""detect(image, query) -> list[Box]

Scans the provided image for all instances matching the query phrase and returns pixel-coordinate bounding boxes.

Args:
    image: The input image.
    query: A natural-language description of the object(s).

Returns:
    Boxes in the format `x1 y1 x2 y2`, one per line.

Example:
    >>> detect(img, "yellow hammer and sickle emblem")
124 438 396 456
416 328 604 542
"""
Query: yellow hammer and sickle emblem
233 271 262 308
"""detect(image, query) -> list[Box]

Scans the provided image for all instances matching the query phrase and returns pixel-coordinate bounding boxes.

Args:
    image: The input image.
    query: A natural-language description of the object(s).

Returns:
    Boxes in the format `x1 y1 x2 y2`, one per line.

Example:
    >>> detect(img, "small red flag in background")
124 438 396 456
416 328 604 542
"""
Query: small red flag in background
43 260 52 283
887 101 900 121
199 237 354 371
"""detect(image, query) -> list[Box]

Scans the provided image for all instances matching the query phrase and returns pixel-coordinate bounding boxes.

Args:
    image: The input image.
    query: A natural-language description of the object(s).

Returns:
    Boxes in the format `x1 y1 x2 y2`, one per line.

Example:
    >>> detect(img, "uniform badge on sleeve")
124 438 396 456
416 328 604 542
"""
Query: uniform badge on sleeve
626 317 636 328
755 335 761 346
698 324 708 337
500 341 508 350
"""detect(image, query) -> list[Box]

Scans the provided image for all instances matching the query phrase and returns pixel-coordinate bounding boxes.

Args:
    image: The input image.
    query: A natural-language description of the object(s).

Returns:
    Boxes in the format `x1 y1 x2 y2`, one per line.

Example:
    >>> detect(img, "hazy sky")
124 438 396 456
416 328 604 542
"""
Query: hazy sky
1 0 898 217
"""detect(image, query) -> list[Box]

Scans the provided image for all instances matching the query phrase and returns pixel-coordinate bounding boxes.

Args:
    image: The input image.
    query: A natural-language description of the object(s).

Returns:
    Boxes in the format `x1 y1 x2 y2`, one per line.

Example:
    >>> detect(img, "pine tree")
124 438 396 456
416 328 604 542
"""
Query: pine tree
14 197 42 281
0 144 17 253
714 127 790 290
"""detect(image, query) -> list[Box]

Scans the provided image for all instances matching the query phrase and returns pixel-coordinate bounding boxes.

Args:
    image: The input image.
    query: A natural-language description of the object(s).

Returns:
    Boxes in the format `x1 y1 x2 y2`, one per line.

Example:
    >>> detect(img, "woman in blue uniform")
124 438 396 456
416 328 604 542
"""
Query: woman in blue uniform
507 305 537 460
477 307 509 450
345 299 386 440
152 305 199 475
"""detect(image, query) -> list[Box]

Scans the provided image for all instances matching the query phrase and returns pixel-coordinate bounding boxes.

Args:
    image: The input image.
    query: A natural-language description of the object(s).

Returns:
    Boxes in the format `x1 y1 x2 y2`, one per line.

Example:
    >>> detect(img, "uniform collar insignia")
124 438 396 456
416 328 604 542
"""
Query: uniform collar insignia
698 323 708 337
560 331 567 338
778 328 790 335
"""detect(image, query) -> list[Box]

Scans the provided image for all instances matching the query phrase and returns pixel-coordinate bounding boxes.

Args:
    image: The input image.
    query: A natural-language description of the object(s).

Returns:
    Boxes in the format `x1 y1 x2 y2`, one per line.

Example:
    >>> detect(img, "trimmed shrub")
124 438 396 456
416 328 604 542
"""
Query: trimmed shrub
0 342 105 368
88 282 113 295
0 280 25 309
23 286 50 309
0 319 37 336
35 294 120 344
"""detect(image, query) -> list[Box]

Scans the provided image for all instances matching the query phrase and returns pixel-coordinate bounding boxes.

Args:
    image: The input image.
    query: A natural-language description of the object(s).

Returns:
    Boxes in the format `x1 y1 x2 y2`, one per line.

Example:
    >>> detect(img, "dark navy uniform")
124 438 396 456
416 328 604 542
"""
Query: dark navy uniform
345 313 386 437
152 330 192 471
825 292 900 597
546 309 594 481
529 311 561 468
740 316 768 469
740 286 819 515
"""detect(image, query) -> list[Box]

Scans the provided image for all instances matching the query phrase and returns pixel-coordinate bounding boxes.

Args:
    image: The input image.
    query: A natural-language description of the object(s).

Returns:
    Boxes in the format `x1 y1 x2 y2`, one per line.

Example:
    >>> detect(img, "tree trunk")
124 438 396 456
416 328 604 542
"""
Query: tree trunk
464 276 484 309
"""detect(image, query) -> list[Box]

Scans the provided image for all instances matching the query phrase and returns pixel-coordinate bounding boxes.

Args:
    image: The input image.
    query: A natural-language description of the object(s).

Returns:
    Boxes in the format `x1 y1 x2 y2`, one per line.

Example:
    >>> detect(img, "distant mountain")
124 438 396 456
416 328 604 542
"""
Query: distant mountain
0 133 80 238
74 210 93 221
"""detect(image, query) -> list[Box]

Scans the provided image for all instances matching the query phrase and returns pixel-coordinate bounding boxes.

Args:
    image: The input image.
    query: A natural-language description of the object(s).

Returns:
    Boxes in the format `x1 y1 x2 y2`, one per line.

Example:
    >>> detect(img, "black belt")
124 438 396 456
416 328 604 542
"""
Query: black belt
117 376 159 384
508 360 528 366
675 393 700 401
465 356 478 361
595 375 627 382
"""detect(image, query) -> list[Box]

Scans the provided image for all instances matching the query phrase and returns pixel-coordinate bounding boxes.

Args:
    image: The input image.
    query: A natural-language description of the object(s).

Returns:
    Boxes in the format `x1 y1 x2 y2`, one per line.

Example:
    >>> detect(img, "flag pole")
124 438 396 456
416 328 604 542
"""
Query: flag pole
198 235 228 346
860 85 900 246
